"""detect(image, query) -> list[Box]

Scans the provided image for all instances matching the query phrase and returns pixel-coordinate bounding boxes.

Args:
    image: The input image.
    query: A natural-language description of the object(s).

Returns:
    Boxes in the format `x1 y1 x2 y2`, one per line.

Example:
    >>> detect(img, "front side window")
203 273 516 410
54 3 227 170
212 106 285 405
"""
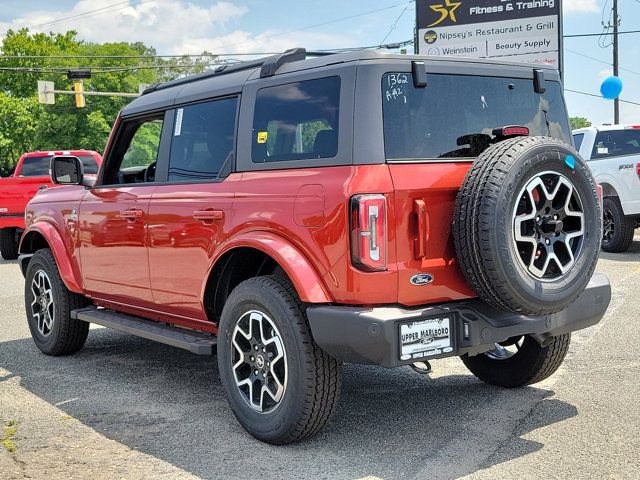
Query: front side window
591 129 640 159
168 97 237 182
103 115 163 185
252 76 341 163
382 73 571 160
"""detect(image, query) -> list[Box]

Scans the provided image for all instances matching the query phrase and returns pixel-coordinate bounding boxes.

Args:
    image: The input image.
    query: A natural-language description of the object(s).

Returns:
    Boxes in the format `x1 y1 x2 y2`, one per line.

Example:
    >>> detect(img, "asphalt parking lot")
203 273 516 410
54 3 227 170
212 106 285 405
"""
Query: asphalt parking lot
1 237 639 480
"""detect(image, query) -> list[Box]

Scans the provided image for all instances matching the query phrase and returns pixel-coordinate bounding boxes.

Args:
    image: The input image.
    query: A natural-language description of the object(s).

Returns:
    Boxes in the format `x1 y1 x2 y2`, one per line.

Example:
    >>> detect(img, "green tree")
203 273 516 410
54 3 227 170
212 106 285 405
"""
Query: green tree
0 29 213 173
569 117 592 130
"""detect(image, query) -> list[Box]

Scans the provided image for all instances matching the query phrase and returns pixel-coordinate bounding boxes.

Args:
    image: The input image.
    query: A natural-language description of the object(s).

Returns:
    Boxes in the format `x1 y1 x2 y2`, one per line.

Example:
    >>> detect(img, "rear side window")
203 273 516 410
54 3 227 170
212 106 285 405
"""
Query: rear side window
19 156 51 176
252 77 340 163
591 129 640 159
78 155 99 174
169 97 238 181
572 133 584 152
382 73 571 160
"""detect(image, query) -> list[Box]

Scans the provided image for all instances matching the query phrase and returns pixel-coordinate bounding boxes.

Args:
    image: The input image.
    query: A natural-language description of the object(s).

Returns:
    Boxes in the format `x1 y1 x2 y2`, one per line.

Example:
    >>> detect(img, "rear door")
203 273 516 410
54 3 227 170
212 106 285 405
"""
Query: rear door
147 97 240 320
379 67 573 306
78 113 169 306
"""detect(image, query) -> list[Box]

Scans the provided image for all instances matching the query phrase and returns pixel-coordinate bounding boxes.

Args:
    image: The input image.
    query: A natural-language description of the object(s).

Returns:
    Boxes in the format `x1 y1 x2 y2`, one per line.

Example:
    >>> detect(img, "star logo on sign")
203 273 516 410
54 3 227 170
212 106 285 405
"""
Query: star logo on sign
428 0 463 27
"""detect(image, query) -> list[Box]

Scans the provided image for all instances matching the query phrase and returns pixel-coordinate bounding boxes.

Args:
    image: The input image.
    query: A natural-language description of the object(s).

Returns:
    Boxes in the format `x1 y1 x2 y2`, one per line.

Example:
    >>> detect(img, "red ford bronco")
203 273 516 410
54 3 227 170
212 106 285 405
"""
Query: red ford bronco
20 49 611 444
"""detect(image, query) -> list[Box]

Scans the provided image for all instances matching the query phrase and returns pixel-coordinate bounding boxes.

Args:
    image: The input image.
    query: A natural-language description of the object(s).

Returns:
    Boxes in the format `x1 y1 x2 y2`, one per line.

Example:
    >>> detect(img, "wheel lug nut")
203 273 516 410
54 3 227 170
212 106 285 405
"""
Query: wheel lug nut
267 361 270 367
553 215 558 220
250 356 254 362
545 239 550 245
254 370 258 375
262 347 266 352
254 345 259 351
262 372 266 378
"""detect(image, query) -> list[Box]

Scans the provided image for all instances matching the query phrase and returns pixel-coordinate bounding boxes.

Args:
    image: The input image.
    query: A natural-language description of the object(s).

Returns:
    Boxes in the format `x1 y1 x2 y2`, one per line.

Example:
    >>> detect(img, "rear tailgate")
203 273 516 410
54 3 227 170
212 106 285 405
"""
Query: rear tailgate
389 163 475 306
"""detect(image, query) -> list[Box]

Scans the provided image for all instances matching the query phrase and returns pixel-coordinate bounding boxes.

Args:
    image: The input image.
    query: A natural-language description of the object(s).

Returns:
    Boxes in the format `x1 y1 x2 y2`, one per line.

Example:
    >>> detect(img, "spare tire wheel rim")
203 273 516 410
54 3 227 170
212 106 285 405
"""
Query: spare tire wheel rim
513 171 585 280
231 310 287 414
30 269 55 336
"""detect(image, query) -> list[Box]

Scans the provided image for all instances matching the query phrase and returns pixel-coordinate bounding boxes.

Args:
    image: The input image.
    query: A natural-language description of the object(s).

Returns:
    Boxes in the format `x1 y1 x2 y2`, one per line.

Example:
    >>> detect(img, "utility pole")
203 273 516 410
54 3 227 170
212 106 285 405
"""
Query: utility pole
613 0 620 124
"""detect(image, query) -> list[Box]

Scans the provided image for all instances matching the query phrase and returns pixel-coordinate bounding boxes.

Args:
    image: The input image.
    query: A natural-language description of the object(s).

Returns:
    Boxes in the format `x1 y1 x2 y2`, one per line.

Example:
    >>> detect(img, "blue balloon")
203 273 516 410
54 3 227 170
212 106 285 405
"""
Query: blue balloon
600 76 623 100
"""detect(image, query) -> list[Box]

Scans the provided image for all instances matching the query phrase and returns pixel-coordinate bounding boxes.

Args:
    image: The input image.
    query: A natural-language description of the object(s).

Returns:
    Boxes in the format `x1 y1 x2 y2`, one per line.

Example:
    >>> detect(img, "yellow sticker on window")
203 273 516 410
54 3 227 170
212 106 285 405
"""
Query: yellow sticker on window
257 131 268 144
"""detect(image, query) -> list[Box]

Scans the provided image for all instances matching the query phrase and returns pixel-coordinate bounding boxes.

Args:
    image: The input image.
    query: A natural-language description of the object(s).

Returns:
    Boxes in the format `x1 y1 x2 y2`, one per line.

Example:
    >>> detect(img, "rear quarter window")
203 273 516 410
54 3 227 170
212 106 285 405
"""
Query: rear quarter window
251 76 340 163
572 133 584 152
382 73 571 161
591 129 640 159
18 156 51 176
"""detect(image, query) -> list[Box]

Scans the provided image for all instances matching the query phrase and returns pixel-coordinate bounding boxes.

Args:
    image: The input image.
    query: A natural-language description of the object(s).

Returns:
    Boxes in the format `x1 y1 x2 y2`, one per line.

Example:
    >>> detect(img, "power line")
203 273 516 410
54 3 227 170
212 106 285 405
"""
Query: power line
380 1 414 46
565 88 640 107
565 48 640 77
26 1 155 29
564 29 640 38
208 2 414 52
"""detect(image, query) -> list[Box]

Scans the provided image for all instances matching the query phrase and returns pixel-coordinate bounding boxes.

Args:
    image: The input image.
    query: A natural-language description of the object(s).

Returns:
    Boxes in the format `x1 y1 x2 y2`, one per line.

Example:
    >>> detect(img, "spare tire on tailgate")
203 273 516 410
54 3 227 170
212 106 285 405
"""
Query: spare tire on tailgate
452 136 601 316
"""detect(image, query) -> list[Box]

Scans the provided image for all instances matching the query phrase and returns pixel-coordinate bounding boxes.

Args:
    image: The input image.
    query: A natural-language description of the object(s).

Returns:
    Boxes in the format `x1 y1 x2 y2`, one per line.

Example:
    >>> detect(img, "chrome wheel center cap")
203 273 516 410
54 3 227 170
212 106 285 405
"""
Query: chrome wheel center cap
256 354 265 369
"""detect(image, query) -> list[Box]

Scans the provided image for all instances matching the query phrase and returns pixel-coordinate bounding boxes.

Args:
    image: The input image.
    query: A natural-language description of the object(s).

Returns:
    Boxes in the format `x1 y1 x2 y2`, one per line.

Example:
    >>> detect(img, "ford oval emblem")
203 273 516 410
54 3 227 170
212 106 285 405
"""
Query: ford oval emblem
410 273 433 286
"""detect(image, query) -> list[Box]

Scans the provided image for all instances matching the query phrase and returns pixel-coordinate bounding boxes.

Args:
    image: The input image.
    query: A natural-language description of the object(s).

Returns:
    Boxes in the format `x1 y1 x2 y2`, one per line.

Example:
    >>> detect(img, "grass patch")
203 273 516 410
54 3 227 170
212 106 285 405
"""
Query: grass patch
2 420 17 453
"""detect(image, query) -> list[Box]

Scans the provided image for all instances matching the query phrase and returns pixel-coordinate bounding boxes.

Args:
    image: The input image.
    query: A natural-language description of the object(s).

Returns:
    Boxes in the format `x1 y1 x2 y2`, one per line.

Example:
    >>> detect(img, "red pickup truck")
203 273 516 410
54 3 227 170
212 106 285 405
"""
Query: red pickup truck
0 150 101 260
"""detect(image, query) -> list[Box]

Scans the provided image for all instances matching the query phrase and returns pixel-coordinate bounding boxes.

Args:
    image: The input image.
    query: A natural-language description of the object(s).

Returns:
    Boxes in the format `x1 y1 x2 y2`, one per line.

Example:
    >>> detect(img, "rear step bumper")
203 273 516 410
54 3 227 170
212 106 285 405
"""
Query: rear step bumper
306 272 611 368
71 307 217 355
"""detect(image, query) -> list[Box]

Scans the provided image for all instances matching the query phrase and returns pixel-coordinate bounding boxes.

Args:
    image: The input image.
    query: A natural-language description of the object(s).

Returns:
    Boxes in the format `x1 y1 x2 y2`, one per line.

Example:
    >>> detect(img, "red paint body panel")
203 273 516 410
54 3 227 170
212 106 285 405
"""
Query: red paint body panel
21 185 89 293
24 158 479 330
388 163 477 305
0 151 101 230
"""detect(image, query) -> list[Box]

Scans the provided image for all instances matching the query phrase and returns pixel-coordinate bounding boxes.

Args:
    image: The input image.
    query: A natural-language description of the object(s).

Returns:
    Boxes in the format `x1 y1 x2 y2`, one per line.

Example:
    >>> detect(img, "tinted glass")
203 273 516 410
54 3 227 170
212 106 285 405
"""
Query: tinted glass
19 156 51 176
169 97 237 181
78 155 99 174
252 77 340 163
382 74 571 160
573 133 584 152
591 129 640 159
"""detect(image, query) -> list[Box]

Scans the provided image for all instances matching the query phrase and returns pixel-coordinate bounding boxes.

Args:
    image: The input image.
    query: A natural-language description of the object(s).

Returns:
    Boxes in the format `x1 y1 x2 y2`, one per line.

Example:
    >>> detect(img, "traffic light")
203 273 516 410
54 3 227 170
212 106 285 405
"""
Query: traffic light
73 81 85 108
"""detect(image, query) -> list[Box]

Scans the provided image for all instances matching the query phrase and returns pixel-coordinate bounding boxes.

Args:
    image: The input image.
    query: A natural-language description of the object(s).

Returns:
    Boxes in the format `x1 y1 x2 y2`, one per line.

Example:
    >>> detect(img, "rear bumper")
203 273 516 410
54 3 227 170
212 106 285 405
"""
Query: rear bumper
307 272 611 368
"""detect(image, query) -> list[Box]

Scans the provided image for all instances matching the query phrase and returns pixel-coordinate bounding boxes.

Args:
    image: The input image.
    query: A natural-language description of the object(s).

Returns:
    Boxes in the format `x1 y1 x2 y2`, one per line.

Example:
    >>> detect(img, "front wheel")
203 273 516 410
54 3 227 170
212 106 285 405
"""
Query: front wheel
460 334 571 388
24 249 90 355
217 276 342 444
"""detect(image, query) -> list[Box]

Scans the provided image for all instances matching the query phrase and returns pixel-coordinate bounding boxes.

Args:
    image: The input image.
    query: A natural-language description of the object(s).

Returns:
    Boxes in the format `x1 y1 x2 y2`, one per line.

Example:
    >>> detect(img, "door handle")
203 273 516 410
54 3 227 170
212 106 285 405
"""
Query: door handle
193 209 224 222
120 208 144 220
413 199 429 260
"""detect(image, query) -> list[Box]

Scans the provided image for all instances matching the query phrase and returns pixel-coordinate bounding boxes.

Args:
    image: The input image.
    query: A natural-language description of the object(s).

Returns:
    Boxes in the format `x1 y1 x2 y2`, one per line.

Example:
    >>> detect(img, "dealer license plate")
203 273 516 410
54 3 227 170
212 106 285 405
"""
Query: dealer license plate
399 317 452 360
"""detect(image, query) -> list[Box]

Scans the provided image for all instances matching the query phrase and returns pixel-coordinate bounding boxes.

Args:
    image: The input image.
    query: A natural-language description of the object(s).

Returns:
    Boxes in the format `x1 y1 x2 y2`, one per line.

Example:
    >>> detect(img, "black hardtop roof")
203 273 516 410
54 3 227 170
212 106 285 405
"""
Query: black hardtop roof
121 48 557 117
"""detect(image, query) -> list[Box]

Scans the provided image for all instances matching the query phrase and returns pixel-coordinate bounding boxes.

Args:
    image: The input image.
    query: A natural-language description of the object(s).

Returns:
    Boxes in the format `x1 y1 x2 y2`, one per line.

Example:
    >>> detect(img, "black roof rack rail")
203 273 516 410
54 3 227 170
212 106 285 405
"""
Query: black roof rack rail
259 48 306 78
141 47 312 96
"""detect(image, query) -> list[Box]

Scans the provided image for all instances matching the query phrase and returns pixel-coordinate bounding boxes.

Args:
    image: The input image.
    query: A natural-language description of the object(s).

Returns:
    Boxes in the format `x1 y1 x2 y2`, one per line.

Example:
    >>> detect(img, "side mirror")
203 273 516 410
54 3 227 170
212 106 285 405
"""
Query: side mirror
50 155 84 185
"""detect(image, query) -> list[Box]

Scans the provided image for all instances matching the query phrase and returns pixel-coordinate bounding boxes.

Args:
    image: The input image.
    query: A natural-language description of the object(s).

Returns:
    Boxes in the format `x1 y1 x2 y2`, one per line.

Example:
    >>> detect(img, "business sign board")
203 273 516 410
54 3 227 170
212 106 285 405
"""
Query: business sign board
416 0 562 72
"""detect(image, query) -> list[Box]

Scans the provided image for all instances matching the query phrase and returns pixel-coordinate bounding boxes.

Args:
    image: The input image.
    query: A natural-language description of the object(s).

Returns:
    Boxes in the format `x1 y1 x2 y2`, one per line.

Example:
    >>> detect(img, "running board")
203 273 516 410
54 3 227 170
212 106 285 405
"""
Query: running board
71 306 217 355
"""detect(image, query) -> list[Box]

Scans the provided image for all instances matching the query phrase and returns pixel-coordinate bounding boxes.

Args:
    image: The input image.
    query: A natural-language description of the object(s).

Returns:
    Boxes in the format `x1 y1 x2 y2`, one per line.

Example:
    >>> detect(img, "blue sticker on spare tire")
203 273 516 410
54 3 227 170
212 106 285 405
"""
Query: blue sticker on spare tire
410 273 433 286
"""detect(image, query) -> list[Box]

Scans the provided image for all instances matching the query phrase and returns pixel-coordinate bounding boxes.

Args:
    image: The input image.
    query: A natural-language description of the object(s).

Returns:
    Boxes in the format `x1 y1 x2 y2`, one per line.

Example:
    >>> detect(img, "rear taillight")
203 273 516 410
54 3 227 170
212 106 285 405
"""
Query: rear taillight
350 194 387 272
636 162 640 179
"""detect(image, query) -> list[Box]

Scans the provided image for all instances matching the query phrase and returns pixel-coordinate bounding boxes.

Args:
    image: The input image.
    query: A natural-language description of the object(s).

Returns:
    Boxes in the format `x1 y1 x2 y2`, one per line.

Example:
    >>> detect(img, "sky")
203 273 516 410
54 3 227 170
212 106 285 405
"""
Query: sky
1 0 639 125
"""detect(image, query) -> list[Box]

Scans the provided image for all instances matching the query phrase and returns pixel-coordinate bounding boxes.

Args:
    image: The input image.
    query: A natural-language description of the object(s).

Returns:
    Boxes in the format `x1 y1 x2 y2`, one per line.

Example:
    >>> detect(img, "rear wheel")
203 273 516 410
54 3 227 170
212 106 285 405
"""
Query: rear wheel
601 196 635 253
217 275 342 444
24 249 90 355
461 334 571 388
0 228 19 260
